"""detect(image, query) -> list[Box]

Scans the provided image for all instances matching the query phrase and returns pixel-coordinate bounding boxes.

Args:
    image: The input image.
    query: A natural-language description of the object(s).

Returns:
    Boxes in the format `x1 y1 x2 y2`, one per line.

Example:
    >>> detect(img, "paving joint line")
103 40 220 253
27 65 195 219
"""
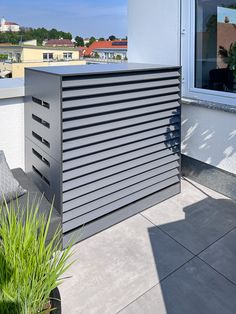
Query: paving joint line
195 255 236 288
139 212 195 256
116 282 159 314
140 210 236 259
117 255 196 313
196 226 236 256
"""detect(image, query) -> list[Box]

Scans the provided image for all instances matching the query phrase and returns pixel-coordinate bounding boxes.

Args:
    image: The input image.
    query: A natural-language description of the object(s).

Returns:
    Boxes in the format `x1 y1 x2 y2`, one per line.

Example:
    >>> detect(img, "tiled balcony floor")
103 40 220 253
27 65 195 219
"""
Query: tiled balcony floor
59 178 236 314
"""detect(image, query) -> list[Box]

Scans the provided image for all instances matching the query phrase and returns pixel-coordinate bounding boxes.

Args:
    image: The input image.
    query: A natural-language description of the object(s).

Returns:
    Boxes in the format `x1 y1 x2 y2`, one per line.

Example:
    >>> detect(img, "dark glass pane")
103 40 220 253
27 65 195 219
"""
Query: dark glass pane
195 0 236 92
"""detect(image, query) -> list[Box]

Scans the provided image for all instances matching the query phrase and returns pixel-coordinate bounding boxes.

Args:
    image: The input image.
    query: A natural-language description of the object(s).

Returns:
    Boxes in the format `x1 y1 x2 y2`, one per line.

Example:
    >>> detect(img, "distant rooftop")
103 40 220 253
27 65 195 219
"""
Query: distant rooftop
45 39 74 47
0 44 78 51
4 21 19 26
84 40 128 56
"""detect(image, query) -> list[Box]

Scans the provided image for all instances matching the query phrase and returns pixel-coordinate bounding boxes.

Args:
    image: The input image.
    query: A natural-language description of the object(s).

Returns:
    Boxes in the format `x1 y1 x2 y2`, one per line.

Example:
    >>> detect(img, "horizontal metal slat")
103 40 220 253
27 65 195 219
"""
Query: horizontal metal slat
63 175 180 232
63 136 180 171
63 111 180 141
63 97 180 121
62 79 180 98
63 125 179 160
63 93 179 111
63 131 180 161
62 71 180 88
63 145 179 182
63 102 180 130
62 86 180 105
63 94 180 119
63 166 179 213
63 122 179 152
63 159 179 202
63 153 179 192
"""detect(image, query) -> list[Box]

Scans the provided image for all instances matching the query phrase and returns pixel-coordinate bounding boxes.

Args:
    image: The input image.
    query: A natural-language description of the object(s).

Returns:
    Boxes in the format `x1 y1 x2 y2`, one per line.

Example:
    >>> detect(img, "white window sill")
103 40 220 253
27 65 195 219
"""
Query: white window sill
182 97 236 114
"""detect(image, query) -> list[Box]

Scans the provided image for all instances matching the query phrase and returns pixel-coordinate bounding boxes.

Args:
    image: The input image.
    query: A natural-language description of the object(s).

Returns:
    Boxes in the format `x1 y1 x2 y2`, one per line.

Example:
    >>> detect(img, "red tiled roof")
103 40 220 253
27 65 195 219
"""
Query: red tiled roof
78 46 87 56
84 40 127 56
45 39 74 47
5 21 19 26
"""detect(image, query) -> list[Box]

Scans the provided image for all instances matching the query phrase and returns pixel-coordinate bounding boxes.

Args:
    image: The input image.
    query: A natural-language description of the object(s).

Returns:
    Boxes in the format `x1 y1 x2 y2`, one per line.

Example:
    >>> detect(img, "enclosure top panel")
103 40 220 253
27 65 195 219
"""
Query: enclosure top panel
26 63 180 76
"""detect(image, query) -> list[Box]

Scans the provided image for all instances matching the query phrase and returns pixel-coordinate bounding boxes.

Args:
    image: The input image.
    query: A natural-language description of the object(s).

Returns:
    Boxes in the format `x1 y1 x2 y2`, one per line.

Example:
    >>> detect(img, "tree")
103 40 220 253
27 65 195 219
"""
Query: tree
75 36 84 47
98 37 105 41
48 28 59 39
89 36 96 46
0 27 72 46
94 52 99 59
108 35 116 41
0 54 8 60
116 54 122 60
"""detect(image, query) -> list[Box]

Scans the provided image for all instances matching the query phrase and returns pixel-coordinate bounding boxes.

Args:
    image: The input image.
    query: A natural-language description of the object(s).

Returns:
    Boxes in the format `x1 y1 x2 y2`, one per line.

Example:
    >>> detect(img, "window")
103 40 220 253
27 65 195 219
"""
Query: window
15 52 21 62
63 52 72 61
43 53 53 61
196 1 236 92
182 0 236 105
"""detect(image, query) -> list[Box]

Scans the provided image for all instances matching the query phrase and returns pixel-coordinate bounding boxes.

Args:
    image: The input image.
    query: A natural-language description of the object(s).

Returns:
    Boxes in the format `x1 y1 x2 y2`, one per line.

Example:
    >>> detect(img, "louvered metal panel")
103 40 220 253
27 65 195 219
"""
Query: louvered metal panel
62 70 180 88
63 153 180 192
63 114 180 143
62 79 180 98
63 137 180 171
25 63 181 247
62 87 180 108
63 160 179 202
63 146 179 181
62 103 180 130
63 175 180 232
63 124 179 154
63 168 179 215
63 97 180 119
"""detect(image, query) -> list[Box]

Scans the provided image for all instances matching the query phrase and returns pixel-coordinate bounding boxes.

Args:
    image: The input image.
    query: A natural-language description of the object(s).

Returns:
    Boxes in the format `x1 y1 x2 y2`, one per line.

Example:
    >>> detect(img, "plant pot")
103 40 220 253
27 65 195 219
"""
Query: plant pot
49 287 61 314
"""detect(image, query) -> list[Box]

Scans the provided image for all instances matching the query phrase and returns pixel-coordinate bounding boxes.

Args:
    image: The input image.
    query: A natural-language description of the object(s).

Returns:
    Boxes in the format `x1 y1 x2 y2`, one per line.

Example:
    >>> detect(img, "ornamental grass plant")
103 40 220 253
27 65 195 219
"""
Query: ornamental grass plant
0 198 74 314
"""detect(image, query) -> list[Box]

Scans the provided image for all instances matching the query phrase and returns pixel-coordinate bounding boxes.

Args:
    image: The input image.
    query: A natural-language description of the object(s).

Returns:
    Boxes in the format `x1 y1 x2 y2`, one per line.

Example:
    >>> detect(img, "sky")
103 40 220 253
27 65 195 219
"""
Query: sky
217 6 236 24
0 0 127 38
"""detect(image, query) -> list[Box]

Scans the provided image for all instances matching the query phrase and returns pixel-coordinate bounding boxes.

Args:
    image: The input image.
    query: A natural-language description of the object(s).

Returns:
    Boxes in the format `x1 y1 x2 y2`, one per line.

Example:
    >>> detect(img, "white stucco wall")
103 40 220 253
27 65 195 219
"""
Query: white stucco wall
128 0 180 65
0 79 25 170
182 103 236 175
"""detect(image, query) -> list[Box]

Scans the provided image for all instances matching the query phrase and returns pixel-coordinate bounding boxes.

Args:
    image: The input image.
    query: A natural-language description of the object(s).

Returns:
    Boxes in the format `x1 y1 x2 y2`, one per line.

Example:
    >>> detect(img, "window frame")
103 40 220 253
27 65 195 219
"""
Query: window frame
63 52 73 61
181 0 236 105
43 53 54 62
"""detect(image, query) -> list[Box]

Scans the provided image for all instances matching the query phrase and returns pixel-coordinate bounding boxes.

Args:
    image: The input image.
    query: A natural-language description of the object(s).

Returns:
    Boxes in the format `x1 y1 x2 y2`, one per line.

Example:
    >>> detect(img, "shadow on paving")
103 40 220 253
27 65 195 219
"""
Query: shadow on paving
148 194 236 314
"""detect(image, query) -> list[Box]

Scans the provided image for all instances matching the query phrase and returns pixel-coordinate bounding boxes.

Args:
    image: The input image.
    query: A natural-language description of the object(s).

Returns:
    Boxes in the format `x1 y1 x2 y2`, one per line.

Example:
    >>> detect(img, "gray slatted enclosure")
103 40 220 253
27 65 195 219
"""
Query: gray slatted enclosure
25 63 181 247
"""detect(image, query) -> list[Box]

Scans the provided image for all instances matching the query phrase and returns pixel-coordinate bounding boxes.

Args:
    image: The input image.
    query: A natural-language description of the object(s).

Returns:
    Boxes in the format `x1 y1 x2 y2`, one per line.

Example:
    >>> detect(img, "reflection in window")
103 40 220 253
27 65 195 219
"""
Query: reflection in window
195 1 236 93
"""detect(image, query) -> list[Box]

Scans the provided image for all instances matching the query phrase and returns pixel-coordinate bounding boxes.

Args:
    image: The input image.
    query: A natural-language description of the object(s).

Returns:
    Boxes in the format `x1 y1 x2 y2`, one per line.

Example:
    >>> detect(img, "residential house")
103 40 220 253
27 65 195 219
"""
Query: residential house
0 17 20 32
0 45 84 78
84 40 128 60
78 46 87 57
83 38 90 46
